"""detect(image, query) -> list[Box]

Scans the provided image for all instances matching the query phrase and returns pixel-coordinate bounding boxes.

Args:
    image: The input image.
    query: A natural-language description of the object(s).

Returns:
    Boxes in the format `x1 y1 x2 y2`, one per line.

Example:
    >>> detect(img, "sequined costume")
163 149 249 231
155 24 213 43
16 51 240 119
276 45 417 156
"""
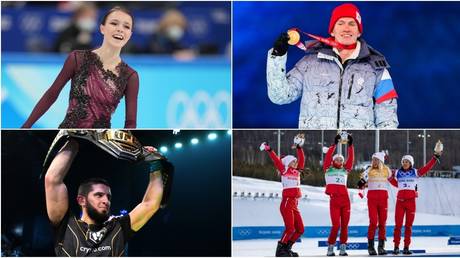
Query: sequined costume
23 50 139 128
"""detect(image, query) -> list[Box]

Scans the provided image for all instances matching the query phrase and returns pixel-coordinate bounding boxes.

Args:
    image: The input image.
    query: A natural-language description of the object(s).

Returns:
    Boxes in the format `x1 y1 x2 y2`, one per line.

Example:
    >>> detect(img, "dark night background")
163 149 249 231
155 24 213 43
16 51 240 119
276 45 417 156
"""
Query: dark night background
1 130 231 256
233 2 460 128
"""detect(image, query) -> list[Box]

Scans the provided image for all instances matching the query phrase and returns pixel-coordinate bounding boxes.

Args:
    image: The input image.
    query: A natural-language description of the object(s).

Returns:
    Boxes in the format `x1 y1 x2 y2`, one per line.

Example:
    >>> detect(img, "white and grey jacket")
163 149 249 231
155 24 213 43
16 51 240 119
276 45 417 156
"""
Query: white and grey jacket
266 39 398 129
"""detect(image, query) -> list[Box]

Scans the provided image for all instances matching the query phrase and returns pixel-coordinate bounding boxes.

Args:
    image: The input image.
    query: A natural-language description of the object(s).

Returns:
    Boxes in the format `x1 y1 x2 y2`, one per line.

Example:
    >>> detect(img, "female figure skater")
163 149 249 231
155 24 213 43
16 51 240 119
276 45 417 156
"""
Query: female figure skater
357 152 392 255
260 134 306 257
389 141 443 255
323 133 354 256
22 6 139 128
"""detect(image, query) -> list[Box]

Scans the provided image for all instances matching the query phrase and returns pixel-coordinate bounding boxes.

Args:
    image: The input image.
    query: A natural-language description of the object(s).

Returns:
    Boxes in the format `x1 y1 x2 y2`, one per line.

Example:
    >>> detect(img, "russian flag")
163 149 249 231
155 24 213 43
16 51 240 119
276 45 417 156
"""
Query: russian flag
374 69 398 104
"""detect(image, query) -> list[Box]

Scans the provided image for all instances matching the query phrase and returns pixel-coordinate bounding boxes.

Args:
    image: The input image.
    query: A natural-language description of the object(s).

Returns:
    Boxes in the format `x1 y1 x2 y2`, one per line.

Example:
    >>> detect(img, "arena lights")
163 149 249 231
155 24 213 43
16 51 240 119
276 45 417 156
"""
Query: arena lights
159 131 228 153
208 133 218 140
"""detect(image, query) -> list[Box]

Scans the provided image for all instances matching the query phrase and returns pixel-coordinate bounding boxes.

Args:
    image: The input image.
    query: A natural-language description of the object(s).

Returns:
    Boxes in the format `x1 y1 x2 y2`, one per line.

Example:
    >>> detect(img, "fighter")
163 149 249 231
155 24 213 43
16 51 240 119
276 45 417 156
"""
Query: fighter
43 130 173 256
260 134 306 257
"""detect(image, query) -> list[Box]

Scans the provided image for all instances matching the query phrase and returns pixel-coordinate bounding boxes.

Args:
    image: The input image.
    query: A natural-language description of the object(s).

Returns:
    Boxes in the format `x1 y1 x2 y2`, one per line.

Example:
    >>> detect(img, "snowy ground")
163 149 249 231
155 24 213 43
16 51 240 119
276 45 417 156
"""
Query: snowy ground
233 237 460 257
233 176 460 227
233 176 460 256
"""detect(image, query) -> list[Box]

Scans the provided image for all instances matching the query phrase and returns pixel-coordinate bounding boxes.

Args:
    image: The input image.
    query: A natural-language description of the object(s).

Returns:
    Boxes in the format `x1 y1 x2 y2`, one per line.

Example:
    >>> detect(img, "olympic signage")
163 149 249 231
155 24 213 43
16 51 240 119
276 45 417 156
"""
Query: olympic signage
166 90 230 128
233 225 460 240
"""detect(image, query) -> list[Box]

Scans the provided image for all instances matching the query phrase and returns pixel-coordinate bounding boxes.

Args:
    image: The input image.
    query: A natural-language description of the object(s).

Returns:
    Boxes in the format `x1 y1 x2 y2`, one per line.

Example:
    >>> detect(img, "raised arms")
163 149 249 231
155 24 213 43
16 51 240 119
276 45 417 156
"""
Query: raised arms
44 139 79 225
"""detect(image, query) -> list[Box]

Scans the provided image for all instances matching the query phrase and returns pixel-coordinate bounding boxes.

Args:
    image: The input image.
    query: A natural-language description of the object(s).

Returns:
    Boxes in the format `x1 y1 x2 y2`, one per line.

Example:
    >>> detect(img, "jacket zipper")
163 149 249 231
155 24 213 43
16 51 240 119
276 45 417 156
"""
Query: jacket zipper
347 74 354 99
336 70 344 128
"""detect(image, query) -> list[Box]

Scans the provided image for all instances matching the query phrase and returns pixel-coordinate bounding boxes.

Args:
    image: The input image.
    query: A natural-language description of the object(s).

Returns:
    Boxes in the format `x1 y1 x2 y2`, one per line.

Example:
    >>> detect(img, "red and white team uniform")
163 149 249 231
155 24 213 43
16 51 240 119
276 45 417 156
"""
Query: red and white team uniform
323 144 354 245
389 156 437 249
361 163 392 241
268 147 305 244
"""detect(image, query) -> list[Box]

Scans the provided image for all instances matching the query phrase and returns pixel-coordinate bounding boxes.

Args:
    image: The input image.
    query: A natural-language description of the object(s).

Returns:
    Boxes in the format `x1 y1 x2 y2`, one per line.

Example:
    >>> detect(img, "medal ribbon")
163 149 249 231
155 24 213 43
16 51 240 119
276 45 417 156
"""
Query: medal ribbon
289 28 357 50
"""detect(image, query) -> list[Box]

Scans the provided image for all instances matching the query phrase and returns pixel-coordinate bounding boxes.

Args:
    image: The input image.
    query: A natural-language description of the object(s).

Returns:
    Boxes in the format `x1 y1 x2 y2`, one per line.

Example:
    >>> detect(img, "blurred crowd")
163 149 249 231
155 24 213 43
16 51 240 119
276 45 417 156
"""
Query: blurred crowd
2 1 230 57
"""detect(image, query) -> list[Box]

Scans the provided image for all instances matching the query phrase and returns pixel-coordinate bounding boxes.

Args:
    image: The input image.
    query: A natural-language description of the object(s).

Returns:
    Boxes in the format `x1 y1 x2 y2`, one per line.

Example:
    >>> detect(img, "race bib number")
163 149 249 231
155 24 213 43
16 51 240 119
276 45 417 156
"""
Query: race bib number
325 172 347 186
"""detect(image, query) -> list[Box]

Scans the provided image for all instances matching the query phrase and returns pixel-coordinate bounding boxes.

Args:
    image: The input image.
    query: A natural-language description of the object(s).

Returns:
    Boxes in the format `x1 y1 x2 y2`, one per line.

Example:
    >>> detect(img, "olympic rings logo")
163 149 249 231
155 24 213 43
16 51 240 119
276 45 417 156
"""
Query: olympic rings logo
166 90 230 128
317 229 329 235
347 243 360 249
237 229 252 236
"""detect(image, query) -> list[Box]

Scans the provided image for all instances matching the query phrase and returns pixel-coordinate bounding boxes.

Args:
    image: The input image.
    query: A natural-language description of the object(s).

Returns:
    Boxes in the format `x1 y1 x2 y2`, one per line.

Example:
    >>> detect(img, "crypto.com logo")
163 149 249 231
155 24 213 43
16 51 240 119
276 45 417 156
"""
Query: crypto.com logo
166 90 230 128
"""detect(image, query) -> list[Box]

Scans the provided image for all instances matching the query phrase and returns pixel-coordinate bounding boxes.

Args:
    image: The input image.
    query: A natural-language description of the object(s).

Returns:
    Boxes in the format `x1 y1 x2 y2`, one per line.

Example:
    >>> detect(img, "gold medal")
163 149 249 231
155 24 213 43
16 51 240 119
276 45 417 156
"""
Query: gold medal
287 29 300 45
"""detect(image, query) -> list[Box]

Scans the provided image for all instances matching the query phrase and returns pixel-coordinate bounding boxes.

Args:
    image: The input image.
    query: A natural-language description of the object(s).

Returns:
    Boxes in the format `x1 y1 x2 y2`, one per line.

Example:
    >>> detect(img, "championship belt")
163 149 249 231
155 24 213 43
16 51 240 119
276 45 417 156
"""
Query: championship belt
42 130 174 208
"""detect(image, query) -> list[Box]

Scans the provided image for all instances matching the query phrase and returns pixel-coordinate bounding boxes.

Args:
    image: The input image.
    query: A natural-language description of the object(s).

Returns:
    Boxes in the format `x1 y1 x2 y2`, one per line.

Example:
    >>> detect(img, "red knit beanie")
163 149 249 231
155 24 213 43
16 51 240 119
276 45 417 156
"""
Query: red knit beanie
328 3 363 34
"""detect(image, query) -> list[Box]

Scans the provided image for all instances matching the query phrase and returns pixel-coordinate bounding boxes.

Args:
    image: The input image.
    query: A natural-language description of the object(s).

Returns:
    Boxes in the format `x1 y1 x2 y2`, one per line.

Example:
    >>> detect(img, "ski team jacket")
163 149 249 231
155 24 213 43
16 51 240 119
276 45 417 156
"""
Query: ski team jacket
268 147 305 198
323 144 355 196
389 156 437 200
266 39 398 129
361 165 392 199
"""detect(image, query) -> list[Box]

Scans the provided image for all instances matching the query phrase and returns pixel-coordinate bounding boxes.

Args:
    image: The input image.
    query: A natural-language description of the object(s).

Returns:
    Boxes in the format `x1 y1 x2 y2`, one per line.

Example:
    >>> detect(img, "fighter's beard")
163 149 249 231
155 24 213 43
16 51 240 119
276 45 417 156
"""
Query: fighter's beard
86 202 110 225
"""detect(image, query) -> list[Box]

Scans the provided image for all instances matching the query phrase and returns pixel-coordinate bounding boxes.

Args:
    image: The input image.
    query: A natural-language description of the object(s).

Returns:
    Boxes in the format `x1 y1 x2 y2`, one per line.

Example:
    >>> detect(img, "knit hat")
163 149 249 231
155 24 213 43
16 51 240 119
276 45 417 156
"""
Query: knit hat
329 3 363 34
282 155 297 170
332 154 345 162
372 152 385 164
401 155 414 166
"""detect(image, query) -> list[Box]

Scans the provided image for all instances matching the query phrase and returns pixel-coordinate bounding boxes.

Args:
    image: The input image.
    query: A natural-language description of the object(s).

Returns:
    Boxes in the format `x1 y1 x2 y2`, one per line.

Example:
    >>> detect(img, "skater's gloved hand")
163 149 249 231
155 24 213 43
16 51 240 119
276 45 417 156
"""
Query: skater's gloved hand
259 142 271 152
334 134 341 145
357 178 366 189
293 133 305 148
347 134 353 145
272 32 290 56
